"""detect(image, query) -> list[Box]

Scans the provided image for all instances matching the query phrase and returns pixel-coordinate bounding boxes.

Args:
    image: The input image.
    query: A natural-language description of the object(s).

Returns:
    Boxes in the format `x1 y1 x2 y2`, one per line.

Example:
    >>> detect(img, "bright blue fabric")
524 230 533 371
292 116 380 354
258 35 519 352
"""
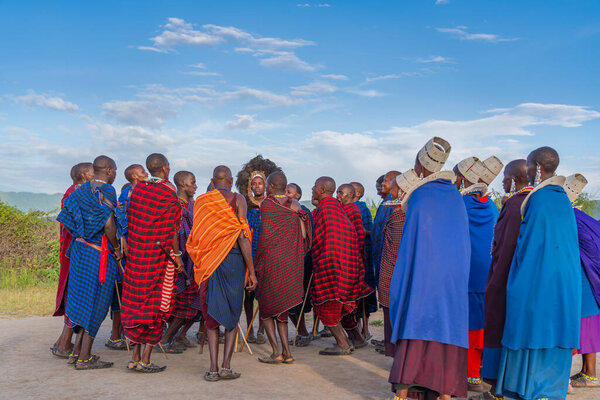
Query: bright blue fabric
116 184 132 239
389 178 470 348
56 181 118 337
372 194 393 285
354 200 374 286
496 347 572 400
464 194 499 330
501 184 581 350
207 247 246 331
247 207 261 259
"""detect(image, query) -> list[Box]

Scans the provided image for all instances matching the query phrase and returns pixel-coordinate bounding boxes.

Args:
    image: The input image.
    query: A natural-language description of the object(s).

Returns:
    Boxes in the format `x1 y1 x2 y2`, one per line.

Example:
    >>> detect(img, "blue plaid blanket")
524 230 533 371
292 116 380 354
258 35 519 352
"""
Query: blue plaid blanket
57 181 119 337
247 207 261 259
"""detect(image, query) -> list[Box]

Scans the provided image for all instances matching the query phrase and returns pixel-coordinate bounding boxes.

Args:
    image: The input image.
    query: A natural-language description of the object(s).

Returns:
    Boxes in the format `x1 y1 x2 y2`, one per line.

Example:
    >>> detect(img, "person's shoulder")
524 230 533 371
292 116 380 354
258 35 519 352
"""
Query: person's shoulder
289 198 302 211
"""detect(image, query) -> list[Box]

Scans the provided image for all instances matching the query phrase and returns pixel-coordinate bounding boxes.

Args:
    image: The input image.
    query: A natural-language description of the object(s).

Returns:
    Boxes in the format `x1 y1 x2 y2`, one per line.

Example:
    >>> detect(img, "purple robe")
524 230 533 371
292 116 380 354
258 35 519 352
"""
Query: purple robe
574 208 600 307
483 191 528 348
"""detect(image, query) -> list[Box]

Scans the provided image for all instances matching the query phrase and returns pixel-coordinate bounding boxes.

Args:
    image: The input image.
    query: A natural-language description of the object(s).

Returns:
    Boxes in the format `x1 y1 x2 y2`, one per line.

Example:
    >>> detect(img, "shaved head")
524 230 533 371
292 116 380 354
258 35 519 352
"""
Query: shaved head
73 162 93 184
502 159 528 193
124 164 143 183
382 170 401 197
316 176 336 195
286 183 302 200
212 165 233 190
336 183 356 205
266 171 287 195
350 182 364 200
70 164 77 182
146 153 169 176
174 170 194 187
528 146 560 174
93 155 116 184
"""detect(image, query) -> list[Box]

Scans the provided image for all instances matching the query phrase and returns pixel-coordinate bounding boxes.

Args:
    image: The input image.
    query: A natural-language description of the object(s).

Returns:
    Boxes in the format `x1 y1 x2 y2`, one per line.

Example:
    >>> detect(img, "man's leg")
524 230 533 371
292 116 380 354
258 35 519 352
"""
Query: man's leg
328 324 351 350
110 312 122 341
221 327 238 370
243 291 255 339
207 328 220 373
55 325 74 353
132 343 142 363
72 330 83 356
262 318 281 360
75 331 113 369
175 320 196 344
277 320 292 360
161 317 185 345
140 343 154 365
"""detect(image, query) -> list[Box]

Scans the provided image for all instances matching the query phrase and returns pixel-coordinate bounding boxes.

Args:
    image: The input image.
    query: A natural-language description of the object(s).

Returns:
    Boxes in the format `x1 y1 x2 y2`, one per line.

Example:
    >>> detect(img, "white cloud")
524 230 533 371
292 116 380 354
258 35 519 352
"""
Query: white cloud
291 81 337 96
185 71 222 77
190 63 207 69
297 3 311 7
297 3 331 7
346 89 386 97
417 55 453 63
139 18 317 72
321 74 349 81
226 114 255 130
365 74 401 82
437 26 518 42
435 0 449 4
259 52 317 72
15 92 79 112
102 100 176 128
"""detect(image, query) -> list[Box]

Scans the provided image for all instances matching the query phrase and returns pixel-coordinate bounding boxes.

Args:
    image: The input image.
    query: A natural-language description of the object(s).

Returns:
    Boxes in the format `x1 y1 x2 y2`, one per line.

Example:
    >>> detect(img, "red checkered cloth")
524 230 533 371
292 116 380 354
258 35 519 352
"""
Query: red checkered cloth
378 206 406 308
311 197 373 309
343 203 366 268
314 300 357 328
171 282 200 320
255 196 312 319
121 179 181 345
54 184 79 324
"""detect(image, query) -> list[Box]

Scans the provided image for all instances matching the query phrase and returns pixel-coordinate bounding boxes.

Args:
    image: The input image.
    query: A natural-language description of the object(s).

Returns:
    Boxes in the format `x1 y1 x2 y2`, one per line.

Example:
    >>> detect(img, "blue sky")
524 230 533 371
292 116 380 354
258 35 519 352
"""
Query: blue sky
1 0 599 198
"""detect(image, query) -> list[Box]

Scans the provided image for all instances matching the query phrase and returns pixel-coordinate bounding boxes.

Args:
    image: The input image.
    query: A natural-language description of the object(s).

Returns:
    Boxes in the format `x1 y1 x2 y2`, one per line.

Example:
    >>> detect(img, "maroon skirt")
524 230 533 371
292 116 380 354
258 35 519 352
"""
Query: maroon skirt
383 307 396 357
389 339 467 399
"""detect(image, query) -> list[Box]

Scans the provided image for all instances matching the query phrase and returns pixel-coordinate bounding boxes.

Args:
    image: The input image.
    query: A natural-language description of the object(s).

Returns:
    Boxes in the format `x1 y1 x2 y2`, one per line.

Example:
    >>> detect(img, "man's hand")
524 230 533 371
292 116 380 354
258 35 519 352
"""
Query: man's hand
121 237 128 257
174 256 184 274
246 273 257 291
113 249 123 261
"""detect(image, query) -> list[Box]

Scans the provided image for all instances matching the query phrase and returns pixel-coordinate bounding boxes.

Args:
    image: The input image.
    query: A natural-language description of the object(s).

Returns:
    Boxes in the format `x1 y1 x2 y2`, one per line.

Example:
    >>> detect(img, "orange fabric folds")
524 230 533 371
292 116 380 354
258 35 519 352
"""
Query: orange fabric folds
187 190 251 285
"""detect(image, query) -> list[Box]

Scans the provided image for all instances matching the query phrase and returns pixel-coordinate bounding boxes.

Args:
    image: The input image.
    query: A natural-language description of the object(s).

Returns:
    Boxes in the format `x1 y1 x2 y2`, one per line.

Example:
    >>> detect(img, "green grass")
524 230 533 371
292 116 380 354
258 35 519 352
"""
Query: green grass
0 285 56 316
369 319 383 327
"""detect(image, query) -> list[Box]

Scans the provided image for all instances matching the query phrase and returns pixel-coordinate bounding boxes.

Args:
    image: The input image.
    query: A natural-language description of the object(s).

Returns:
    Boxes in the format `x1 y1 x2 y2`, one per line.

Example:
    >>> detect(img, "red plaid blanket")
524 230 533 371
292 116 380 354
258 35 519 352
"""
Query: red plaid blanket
343 203 366 268
121 179 181 343
255 196 312 318
378 206 406 308
311 197 372 306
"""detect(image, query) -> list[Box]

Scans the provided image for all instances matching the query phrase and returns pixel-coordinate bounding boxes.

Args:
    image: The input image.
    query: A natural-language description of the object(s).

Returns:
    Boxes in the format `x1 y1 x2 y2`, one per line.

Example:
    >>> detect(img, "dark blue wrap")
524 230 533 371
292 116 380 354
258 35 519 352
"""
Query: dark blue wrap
389 178 470 348
372 194 393 285
464 194 499 331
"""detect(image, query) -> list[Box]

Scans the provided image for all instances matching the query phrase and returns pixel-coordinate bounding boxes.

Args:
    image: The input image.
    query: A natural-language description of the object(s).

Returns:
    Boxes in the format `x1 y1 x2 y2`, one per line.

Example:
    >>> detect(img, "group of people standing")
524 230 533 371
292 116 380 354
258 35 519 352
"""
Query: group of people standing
49 137 599 400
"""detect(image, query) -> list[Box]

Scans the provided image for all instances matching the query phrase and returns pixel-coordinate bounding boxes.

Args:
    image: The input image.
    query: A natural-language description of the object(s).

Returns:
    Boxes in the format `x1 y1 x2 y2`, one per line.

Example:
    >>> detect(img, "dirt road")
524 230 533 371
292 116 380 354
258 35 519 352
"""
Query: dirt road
0 313 597 400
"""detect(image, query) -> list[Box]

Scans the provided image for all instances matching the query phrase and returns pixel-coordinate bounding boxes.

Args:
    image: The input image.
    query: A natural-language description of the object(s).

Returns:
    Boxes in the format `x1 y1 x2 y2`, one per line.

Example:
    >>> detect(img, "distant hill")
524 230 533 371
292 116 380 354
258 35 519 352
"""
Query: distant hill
0 191 62 213
300 200 315 211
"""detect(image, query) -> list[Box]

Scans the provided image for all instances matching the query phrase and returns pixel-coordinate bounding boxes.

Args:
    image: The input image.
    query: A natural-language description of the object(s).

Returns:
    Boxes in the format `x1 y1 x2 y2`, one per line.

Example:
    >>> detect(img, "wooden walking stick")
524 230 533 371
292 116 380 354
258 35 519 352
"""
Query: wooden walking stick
362 297 368 339
313 316 319 339
114 258 130 354
293 273 314 346
237 323 253 355
157 342 169 360
234 327 239 353
241 304 259 352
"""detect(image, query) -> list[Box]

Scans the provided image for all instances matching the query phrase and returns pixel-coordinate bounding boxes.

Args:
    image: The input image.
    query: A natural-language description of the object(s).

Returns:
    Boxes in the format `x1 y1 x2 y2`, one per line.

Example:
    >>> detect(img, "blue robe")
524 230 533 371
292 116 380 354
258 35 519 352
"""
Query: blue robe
464 193 499 331
497 183 581 400
56 181 119 337
247 207 261 259
355 200 378 313
389 178 470 348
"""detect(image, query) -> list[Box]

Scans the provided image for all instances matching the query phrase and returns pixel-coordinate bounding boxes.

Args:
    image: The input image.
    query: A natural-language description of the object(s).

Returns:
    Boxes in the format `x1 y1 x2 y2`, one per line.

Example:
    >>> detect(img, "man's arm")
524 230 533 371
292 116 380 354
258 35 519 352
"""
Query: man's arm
103 214 122 261
235 194 257 291
171 230 184 274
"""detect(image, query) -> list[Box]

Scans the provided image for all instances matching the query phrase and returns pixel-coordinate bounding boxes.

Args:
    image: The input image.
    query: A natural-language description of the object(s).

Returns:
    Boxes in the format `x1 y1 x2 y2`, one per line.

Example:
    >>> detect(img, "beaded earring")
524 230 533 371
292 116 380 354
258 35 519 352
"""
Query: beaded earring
510 178 516 194
534 164 542 187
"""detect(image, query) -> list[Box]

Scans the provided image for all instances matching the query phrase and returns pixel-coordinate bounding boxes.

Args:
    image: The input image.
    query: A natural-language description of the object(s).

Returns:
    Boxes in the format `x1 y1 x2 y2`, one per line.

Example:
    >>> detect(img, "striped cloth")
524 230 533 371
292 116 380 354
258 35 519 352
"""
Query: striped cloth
187 189 251 285
255 196 312 319
171 198 200 320
54 183 79 325
378 206 406 308
372 194 394 285
121 179 181 345
311 197 373 308
56 181 119 337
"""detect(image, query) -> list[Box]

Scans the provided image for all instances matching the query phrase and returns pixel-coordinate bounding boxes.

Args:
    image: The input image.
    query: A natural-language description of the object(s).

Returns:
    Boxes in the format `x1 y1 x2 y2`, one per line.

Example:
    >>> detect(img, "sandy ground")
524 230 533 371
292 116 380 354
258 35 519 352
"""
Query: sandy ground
0 312 598 400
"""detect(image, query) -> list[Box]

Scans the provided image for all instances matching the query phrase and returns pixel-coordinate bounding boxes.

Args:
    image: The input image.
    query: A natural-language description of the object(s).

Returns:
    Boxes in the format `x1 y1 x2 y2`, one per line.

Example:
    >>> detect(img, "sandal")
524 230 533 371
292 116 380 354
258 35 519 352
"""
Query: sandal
219 368 241 380
126 361 138 371
351 339 368 349
68 353 99 365
282 356 295 364
160 342 184 354
204 371 221 382
319 328 332 338
258 355 283 364
175 336 197 348
135 361 166 373
75 356 113 370
292 335 311 347
196 331 205 344
50 343 71 359
246 333 257 344
371 339 384 346
105 338 127 350
256 332 266 344
571 372 600 387
319 345 354 356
